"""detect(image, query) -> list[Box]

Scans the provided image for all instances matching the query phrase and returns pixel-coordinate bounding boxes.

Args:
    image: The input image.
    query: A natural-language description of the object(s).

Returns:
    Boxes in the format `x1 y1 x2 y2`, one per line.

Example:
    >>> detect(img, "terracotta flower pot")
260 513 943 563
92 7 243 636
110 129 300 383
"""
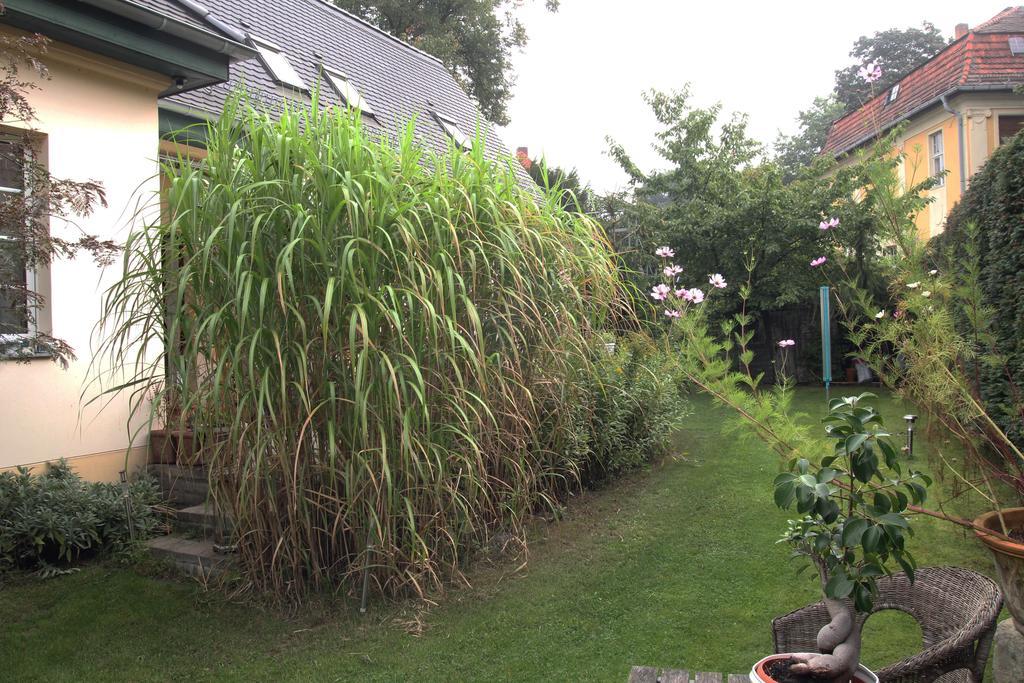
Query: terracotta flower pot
149 429 177 464
749 654 878 683
975 507 1024 634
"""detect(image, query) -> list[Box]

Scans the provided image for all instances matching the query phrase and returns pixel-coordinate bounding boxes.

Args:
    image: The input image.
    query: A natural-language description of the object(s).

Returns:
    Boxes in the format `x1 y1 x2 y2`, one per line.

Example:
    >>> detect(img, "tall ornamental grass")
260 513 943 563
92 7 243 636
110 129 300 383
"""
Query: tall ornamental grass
96 94 626 601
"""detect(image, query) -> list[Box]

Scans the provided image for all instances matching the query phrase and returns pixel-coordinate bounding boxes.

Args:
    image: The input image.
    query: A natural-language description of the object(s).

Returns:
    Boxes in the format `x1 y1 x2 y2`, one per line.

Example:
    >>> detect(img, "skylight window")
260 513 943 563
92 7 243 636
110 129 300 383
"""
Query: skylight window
323 68 375 116
887 84 900 104
251 37 306 90
435 113 470 149
1010 36 1024 55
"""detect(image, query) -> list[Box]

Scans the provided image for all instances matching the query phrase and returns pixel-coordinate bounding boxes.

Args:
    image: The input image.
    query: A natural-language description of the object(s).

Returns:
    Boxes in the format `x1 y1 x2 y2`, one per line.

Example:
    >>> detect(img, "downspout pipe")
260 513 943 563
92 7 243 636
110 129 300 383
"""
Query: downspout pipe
941 94 968 195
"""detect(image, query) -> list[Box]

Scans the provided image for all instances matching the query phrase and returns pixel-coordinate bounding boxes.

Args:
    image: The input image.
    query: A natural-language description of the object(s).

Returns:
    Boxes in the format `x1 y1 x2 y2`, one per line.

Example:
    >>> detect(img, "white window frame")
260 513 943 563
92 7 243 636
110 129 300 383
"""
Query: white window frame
928 130 945 187
887 83 900 104
322 67 375 116
0 139 37 348
434 113 470 149
251 37 307 91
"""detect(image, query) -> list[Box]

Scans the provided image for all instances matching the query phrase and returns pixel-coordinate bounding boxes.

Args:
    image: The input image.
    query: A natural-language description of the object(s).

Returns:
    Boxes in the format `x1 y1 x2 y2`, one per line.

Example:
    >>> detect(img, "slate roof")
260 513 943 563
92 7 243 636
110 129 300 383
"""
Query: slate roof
135 0 532 187
823 7 1024 157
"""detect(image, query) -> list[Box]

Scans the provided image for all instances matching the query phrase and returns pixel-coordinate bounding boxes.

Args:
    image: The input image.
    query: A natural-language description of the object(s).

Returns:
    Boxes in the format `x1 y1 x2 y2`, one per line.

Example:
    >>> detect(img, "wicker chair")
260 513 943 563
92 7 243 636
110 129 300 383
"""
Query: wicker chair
771 566 1002 683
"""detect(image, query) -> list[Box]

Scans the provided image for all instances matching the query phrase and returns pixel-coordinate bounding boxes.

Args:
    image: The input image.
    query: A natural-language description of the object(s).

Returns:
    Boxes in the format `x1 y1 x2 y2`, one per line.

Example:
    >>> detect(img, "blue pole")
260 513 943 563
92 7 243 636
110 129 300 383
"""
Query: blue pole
820 286 832 405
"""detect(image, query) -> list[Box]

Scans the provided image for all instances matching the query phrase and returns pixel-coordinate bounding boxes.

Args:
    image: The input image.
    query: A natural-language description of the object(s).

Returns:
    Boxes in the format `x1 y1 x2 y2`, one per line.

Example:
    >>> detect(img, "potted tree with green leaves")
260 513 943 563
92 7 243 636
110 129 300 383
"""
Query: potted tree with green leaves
752 393 932 683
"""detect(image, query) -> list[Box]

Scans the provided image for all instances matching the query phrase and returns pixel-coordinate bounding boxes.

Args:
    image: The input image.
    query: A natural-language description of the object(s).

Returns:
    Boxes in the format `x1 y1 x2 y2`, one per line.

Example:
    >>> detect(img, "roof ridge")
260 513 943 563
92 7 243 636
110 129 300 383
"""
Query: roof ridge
306 0 445 67
973 5 1023 32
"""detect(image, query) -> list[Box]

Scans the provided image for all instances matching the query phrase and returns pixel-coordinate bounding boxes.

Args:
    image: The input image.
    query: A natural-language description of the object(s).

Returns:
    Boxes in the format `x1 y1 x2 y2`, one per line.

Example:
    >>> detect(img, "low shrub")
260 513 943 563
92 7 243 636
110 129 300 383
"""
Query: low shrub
0 460 160 574
562 334 688 487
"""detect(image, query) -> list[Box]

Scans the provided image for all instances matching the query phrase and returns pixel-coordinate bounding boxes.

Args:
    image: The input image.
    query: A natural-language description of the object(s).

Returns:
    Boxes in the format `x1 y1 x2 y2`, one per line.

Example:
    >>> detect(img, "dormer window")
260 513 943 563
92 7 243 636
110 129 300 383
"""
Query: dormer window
323 67 374 116
887 84 900 104
434 113 470 149
251 37 306 91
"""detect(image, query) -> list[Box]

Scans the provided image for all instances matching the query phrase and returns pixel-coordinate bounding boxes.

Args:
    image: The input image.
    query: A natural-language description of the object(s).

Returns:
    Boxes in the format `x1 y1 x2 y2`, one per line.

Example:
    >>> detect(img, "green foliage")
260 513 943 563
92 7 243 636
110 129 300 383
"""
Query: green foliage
935 131 1024 451
774 96 846 181
0 461 160 573
831 22 948 112
333 0 558 125
774 395 930 611
605 87 884 316
526 157 592 214
558 334 688 486
95 91 629 602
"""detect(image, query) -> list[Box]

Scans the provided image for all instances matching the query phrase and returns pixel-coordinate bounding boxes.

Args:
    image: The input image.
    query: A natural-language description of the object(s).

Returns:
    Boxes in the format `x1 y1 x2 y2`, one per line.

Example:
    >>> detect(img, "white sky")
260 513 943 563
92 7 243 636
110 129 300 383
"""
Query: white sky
497 0 1009 193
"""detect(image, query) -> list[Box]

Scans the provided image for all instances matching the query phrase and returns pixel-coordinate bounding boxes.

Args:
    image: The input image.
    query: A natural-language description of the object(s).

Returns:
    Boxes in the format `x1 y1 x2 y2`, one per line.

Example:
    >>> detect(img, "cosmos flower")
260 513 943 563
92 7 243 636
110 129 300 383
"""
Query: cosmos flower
875 310 885 319
687 287 705 304
708 273 727 289
655 246 675 258
818 217 840 231
858 62 882 83
663 264 684 278
777 339 796 348
650 284 671 301
906 281 920 289
810 256 827 267
664 309 681 318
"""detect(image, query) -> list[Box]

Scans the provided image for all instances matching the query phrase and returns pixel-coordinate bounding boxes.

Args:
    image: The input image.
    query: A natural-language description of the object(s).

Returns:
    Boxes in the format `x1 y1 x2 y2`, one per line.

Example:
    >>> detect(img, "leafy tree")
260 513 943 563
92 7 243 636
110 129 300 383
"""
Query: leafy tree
524 155 592 213
833 22 948 111
0 28 115 367
774 96 845 181
334 0 558 125
605 88 878 314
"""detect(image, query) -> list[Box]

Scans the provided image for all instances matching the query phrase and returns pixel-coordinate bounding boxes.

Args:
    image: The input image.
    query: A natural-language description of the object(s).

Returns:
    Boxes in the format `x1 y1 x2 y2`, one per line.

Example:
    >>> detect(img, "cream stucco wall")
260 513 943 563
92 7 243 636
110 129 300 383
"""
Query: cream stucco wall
0 30 168 480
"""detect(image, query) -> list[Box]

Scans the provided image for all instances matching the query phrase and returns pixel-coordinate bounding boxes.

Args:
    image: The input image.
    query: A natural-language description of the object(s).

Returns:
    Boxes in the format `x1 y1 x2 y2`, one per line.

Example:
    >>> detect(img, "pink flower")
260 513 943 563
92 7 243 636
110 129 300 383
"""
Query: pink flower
818 217 840 231
675 288 687 299
894 310 904 319
777 339 795 348
650 284 671 301
810 256 827 267
708 273 727 289
655 246 675 258
687 287 705 304
664 309 681 318
663 264 684 278
858 62 882 83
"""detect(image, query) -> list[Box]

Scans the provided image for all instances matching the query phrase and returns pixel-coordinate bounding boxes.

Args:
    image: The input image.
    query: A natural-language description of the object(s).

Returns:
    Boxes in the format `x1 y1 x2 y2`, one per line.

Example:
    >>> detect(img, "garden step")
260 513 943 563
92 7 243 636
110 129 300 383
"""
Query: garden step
169 502 234 541
146 533 230 577
148 464 209 507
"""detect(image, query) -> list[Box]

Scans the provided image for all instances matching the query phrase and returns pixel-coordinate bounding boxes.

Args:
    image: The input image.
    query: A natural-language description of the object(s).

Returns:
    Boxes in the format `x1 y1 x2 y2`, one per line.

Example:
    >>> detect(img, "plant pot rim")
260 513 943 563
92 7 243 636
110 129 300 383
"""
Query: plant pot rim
974 507 1024 559
751 654 878 683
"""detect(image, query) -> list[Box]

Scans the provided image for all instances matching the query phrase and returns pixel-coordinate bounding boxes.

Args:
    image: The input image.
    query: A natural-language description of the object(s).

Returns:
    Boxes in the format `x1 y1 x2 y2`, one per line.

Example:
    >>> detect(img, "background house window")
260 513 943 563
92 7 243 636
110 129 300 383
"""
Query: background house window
999 115 1024 144
0 140 29 338
929 130 945 187
435 113 470 149
251 37 306 91
323 68 374 116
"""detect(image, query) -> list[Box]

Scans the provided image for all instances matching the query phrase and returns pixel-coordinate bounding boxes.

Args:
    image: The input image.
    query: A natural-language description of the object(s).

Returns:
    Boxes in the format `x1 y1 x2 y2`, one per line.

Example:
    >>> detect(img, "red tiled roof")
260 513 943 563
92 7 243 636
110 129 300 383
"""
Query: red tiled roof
823 7 1024 156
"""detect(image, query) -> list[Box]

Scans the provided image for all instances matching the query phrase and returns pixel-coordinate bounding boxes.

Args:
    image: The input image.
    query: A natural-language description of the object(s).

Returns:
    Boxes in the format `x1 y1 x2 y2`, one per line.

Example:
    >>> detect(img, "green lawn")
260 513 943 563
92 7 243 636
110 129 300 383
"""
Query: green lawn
0 387 995 681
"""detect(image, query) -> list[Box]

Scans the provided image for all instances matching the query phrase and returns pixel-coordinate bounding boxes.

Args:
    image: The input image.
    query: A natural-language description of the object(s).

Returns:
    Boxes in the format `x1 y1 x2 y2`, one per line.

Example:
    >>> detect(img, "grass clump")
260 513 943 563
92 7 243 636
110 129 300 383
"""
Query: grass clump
96 92 634 602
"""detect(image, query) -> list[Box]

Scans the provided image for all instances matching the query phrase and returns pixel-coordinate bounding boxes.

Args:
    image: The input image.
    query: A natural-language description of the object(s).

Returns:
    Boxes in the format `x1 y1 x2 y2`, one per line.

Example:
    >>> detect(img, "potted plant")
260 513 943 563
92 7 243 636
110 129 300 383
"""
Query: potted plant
148 380 201 466
752 393 932 683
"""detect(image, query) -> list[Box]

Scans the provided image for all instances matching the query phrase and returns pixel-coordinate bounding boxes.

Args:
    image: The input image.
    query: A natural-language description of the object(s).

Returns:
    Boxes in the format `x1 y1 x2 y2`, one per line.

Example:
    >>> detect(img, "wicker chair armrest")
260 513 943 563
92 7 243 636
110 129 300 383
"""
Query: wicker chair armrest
874 592 1003 681
771 602 831 654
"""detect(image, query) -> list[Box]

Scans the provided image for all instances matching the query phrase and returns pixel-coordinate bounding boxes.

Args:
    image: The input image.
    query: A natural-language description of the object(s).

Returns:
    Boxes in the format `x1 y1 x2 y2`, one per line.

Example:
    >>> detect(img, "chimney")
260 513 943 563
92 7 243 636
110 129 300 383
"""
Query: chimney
515 146 531 170
955 23 969 39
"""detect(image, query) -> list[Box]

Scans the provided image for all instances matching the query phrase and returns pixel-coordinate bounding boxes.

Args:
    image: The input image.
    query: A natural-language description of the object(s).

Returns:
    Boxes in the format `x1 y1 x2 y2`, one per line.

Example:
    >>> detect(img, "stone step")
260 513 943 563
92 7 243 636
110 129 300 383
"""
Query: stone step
169 501 234 542
146 533 230 577
148 464 209 507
